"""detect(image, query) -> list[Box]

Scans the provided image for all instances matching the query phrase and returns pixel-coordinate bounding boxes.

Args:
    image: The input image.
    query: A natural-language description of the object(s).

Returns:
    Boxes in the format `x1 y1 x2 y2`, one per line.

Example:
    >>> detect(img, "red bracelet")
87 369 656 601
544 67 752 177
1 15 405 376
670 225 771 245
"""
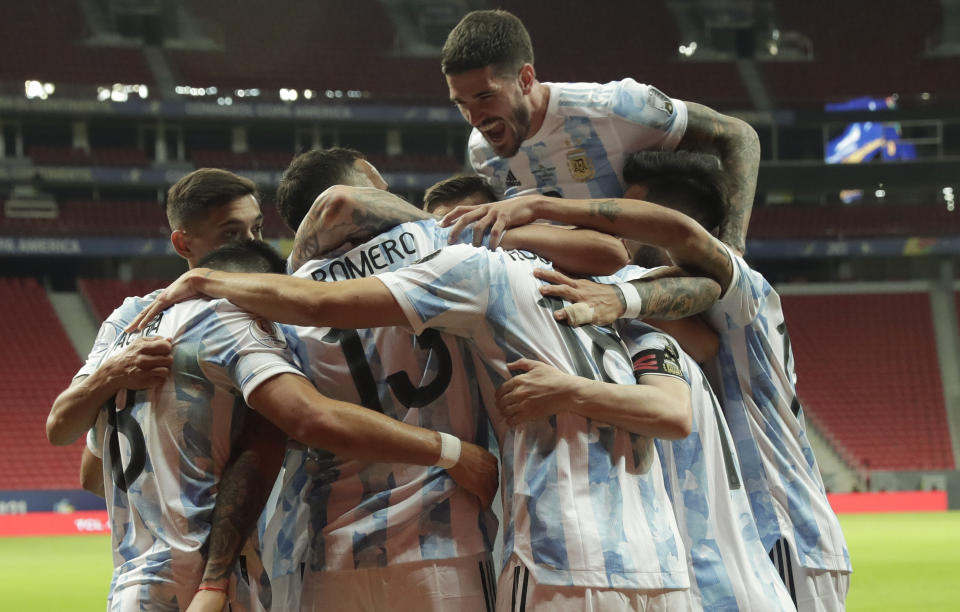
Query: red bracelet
197 585 227 594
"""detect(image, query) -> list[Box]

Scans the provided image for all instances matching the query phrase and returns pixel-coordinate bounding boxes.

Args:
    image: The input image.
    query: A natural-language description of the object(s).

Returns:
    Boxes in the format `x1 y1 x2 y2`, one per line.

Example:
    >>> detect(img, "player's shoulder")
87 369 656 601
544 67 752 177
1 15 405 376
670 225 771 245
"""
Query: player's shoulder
106 288 163 326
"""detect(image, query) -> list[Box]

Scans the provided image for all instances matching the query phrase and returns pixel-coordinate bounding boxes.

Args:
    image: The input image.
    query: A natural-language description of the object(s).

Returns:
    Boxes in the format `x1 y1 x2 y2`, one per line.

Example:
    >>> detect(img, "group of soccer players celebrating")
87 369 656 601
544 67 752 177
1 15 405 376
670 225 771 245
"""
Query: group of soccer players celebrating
46 9 851 612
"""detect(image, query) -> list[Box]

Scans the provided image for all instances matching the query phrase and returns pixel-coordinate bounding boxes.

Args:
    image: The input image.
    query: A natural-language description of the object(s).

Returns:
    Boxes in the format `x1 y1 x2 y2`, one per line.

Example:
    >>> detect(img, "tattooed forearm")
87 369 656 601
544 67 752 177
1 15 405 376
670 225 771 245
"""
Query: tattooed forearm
588 199 621 224
202 449 270 584
678 102 760 255
201 413 284 586
631 276 721 320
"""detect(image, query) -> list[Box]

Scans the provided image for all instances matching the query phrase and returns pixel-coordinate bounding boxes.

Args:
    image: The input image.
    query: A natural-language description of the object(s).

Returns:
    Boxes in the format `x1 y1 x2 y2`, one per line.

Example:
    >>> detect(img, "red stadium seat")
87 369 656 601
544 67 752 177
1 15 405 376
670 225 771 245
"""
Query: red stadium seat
782 292 954 471
0 278 85 490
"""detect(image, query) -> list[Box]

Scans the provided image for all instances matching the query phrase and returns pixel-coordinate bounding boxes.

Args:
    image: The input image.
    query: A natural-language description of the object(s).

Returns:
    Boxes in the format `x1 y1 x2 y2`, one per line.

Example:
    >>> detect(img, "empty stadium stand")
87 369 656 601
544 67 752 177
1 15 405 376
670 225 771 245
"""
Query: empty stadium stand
0 278 84 489
78 278 170 321
766 0 954 106
782 292 955 471
0 2 153 87
749 203 960 240
0 201 168 238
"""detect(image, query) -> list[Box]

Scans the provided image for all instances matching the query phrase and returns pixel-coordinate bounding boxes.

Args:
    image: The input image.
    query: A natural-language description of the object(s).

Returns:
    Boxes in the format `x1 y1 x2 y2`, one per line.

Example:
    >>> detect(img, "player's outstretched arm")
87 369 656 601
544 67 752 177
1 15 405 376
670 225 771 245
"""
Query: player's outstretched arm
499 225 629 276
126 269 407 333
189 411 287 610
676 102 760 255
496 358 691 438
46 337 173 445
443 194 733 290
249 373 499 509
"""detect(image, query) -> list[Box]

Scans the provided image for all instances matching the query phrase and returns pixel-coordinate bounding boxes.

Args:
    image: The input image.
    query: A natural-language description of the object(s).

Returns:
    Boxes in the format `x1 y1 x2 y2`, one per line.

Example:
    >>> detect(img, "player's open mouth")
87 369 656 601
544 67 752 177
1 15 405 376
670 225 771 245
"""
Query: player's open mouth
481 119 507 144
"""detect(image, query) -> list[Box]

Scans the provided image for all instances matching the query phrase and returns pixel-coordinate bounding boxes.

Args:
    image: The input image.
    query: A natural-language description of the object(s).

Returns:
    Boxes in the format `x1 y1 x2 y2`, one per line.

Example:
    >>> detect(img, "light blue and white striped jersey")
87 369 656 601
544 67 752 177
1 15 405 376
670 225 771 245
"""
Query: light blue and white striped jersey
378 243 688 591
469 79 687 200
619 319 795 611
85 297 303 611
76 290 162 381
261 219 497 597
704 245 851 573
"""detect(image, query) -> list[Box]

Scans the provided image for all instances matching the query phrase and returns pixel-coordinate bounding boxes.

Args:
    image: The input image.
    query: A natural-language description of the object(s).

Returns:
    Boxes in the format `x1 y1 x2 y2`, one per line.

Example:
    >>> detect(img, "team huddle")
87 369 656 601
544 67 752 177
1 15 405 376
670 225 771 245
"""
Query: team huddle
45 10 851 612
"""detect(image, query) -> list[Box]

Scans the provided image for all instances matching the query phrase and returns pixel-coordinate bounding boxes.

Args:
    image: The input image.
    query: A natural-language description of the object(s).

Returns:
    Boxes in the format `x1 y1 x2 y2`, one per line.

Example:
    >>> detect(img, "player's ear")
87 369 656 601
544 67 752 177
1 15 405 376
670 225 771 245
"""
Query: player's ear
518 63 535 94
170 229 192 260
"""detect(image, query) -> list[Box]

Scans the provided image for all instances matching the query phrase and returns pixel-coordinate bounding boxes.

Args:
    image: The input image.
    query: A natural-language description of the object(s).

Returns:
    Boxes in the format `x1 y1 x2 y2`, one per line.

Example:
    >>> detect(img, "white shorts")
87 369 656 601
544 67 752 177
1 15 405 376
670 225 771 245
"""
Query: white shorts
770 538 850 612
496 556 692 612
300 552 496 612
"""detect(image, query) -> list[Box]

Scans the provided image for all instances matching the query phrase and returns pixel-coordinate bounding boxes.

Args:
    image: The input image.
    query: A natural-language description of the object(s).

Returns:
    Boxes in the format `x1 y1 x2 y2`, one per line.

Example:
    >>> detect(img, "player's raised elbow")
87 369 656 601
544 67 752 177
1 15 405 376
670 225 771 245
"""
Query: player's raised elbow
45 411 73 446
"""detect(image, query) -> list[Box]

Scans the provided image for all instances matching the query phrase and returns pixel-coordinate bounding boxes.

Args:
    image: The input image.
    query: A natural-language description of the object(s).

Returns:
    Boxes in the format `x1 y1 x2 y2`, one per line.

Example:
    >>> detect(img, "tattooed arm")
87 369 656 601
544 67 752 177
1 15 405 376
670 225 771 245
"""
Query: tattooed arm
290 185 628 275
533 267 720 324
289 185 432 270
676 102 760 255
194 411 287 599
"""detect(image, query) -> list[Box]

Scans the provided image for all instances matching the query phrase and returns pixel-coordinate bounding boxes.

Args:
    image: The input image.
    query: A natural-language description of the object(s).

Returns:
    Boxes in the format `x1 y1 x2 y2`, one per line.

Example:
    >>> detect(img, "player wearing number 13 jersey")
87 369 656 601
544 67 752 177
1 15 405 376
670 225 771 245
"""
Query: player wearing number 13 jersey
85 289 303 611
273 218 500 612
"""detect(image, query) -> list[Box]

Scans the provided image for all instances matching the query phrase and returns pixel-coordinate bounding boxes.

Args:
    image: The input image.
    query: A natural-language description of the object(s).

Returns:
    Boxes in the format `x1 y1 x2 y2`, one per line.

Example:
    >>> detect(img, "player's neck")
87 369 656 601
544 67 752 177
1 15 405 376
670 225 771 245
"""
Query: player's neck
525 81 550 141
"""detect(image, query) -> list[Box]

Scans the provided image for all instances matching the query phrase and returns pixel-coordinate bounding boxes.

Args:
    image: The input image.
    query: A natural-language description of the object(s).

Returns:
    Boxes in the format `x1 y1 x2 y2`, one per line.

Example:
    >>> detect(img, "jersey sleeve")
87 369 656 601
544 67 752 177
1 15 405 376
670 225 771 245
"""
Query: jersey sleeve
609 78 688 152
618 321 690 385
704 243 766 331
75 320 119 380
198 302 307 404
376 243 492 339
75 292 161 379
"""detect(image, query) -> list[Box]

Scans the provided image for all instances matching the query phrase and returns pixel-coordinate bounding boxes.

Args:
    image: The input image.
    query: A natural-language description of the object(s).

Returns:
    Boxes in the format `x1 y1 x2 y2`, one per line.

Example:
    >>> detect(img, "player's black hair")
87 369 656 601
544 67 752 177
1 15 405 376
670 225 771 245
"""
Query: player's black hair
276 147 366 232
622 151 726 232
166 168 258 231
422 175 500 214
197 239 287 274
441 10 534 77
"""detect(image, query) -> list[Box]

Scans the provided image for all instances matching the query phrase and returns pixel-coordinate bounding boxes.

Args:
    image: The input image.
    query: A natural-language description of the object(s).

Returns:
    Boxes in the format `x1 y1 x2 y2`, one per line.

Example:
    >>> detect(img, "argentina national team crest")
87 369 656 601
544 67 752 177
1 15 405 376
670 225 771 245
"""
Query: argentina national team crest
249 317 286 348
566 147 595 182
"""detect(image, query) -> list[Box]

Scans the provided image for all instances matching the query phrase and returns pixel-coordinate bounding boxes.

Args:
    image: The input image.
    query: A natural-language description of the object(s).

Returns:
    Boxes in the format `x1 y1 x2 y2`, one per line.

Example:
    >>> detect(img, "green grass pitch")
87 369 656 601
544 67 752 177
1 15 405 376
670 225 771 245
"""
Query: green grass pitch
0 511 957 610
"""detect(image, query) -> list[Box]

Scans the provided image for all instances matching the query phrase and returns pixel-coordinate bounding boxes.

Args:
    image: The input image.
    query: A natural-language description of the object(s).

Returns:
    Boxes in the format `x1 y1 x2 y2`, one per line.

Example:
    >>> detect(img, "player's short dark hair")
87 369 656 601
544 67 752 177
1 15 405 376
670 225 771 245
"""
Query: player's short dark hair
622 151 726 231
441 10 534 76
197 239 287 274
166 168 258 231
422 175 500 214
276 147 365 232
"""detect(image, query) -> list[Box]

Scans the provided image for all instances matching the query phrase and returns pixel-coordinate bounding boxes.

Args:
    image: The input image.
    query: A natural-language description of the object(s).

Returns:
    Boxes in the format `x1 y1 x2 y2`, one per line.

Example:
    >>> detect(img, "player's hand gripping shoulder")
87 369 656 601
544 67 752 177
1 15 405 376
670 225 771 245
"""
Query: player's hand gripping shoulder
446 441 499 510
533 268 626 327
46 336 172 445
442 194 546 248
496 358 585 427
109 336 174 389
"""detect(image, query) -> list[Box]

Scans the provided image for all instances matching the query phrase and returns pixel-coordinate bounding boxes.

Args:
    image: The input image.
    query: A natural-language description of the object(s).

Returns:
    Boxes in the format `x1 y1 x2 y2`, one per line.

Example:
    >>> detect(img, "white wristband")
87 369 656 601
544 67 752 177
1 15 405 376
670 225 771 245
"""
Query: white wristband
435 432 461 469
617 282 643 319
